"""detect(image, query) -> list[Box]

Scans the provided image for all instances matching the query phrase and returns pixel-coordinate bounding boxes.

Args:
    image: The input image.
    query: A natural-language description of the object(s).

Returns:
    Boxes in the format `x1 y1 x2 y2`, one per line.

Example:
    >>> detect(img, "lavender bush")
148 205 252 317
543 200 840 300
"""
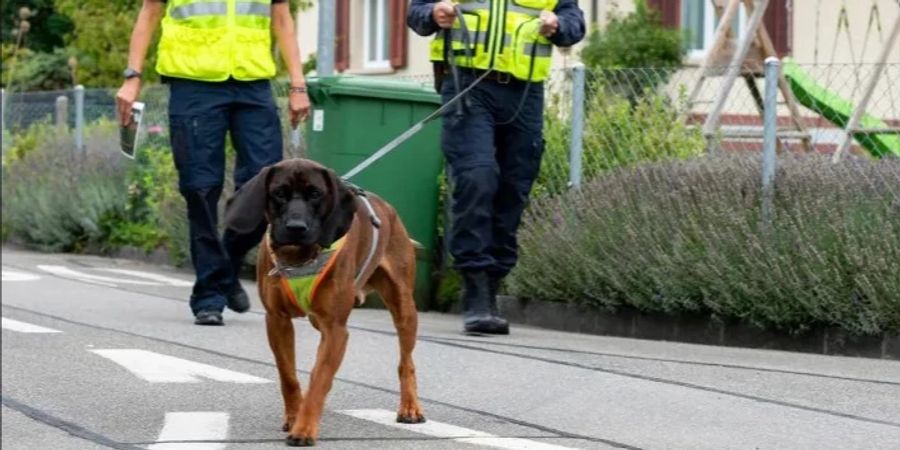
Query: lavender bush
508 153 900 335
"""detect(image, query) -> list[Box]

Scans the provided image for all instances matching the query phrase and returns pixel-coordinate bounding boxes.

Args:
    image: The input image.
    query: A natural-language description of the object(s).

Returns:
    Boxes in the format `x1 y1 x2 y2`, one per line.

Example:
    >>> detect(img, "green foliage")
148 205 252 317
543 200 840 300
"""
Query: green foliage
1 119 184 260
303 52 317 75
2 119 56 164
54 0 159 87
581 0 684 100
536 86 704 196
509 154 900 336
2 45 72 90
1 126 129 252
582 0 684 70
1 0 72 52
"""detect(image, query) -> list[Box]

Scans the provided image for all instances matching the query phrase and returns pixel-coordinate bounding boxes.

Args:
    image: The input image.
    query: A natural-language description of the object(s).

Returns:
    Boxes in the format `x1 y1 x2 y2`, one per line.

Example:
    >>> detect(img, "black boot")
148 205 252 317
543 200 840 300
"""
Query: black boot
486 274 510 331
462 271 509 335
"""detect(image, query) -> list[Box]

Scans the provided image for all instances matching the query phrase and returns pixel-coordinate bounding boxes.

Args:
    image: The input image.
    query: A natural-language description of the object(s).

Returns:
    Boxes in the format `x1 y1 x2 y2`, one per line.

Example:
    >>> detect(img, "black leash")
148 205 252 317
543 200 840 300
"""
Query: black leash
445 5 475 117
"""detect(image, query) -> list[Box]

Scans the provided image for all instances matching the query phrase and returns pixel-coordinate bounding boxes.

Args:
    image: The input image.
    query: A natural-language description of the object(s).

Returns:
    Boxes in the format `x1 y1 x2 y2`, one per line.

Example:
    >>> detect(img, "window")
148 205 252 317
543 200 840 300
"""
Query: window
681 1 747 59
363 0 391 69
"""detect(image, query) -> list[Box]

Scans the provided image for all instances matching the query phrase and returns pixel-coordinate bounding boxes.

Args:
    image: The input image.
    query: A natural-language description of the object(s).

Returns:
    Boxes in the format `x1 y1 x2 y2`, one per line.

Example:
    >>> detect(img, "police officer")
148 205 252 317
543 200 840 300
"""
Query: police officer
408 1 585 334
117 0 310 326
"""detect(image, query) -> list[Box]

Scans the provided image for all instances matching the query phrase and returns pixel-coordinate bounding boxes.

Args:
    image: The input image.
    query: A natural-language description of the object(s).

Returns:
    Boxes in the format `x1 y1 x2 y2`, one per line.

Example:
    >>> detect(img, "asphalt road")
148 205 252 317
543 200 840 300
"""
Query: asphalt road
2 246 899 450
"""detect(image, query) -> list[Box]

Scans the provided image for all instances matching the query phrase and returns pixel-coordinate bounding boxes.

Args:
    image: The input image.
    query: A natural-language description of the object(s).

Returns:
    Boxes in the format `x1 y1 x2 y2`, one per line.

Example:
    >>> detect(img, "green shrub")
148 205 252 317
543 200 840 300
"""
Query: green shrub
1 129 129 252
537 87 704 196
581 0 684 100
1 118 187 259
508 153 900 335
2 47 73 91
2 119 56 165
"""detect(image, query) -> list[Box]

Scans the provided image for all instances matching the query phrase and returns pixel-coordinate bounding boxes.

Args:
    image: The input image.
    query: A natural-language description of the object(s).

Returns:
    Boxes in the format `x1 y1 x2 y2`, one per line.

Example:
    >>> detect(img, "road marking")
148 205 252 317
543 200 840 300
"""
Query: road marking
1 267 40 281
1 317 62 334
340 409 581 450
90 349 271 384
37 265 157 287
148 412 229 450
96 268 193 287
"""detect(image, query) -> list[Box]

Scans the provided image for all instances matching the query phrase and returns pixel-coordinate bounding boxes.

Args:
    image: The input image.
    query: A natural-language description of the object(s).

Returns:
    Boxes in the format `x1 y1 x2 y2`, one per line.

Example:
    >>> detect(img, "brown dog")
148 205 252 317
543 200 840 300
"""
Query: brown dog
225 159 425 447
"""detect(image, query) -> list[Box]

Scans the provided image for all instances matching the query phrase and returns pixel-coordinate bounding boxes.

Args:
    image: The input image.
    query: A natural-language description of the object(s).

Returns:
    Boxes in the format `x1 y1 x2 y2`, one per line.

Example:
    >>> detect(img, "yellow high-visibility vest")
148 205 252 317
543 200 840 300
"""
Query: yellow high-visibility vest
430 0 559 82
156 0 277 81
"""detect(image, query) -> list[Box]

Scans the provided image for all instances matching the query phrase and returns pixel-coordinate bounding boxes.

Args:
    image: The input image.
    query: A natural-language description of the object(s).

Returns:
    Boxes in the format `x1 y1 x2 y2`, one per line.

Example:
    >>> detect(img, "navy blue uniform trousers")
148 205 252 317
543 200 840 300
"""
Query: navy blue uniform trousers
441 74 545 277
167 77 282 314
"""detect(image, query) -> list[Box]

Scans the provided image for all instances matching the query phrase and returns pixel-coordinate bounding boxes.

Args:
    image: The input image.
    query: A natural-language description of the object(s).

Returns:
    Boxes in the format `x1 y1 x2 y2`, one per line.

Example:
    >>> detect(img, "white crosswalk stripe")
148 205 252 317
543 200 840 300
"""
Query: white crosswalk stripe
96 268 193 287
148 412 229 450
340 409 583 450
1 317 62 334
91 349 271 384
37 265 147 287
1 267 40 281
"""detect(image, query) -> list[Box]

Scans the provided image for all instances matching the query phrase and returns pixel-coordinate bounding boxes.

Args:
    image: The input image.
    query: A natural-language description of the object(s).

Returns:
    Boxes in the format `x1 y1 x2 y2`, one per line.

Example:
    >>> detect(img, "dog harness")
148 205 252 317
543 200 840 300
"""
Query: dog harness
267 188 382 316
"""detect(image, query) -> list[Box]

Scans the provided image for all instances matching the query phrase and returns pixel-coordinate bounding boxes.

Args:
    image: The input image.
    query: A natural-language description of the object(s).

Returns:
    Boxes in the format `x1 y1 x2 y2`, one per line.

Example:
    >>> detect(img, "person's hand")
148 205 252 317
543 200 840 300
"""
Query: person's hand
433 1 457 29
539 10 559 37
116 78 141 126
289 88 311 129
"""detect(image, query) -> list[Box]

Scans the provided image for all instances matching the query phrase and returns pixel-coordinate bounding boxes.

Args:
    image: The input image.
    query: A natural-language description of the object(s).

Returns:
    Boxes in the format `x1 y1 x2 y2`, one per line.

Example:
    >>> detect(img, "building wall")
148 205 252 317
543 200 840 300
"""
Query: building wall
296 1 898 75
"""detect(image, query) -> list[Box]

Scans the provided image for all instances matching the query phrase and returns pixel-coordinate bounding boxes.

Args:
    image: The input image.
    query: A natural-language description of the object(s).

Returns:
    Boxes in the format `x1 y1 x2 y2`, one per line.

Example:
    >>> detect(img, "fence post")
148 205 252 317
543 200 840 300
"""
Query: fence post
1 88 7 149
761 57 780 231
74 85 85 153
55 95 68 133
568 63 585 189
316 0 335 77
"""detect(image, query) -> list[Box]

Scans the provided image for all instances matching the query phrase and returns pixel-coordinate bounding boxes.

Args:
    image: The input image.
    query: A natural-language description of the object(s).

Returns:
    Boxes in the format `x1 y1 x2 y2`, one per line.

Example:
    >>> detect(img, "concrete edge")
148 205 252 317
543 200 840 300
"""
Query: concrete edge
497 296 900 360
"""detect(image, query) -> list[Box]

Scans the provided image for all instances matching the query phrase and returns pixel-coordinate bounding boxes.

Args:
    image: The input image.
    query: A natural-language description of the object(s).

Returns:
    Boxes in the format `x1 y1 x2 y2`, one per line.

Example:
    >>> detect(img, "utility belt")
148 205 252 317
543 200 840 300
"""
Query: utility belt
433 63 534 93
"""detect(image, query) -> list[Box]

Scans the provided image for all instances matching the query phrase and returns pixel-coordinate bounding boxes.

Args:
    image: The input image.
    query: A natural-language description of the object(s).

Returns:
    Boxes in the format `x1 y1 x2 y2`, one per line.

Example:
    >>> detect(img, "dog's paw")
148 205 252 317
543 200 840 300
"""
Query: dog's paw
396 405 426 424
281 415 296 432
287 422 319 447
285 436 316 447
396 413 426 424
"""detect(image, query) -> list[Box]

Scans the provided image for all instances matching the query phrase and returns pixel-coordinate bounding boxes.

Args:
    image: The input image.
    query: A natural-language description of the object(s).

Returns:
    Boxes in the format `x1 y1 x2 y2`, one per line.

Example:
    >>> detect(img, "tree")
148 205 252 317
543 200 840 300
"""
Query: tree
54 0 158 87
1 1 72 52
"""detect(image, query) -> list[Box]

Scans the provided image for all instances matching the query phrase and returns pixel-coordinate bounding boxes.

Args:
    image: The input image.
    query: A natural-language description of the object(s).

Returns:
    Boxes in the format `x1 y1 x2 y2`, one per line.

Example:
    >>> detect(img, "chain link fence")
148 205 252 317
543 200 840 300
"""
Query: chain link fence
528 62 900 197
1 82 308 161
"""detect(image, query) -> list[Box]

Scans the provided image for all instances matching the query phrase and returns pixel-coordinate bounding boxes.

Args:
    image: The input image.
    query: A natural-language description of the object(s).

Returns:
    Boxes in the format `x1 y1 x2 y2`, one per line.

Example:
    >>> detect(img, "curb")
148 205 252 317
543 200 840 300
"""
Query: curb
497 296 900 360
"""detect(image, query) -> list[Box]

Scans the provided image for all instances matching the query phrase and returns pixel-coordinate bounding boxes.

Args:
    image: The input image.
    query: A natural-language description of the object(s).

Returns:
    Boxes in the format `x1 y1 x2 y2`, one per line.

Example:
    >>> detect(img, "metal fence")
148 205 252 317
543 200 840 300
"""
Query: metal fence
531 62 900 197
0 83 307 160
2 62 898 198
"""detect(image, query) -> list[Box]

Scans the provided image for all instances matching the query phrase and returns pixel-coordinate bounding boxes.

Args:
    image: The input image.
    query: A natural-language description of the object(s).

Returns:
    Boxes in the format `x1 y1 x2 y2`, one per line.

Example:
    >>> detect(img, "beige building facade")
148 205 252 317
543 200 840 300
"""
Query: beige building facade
295 1 900 77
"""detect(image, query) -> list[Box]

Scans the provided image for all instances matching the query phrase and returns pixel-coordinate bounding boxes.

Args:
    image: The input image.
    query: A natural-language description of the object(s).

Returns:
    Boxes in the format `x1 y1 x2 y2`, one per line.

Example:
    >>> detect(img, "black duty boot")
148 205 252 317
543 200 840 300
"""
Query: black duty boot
462 271 509 335
486 274 510 332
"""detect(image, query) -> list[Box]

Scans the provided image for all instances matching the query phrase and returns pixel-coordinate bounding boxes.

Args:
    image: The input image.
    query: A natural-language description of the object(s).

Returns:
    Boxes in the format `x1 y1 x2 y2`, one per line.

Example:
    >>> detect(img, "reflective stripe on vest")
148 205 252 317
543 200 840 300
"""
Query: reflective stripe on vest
170 2 228 18
430 0 558 82
156 0 276 82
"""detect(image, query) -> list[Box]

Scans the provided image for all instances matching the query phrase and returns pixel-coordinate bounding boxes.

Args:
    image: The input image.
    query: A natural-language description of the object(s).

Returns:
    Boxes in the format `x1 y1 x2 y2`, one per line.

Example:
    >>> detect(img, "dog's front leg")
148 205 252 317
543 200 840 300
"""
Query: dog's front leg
287 320 349 447
266 313 302 432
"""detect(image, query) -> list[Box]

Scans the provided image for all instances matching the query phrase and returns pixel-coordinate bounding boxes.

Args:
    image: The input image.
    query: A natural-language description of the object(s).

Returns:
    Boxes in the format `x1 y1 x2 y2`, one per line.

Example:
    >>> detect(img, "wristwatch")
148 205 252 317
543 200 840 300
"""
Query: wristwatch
123 68 142 80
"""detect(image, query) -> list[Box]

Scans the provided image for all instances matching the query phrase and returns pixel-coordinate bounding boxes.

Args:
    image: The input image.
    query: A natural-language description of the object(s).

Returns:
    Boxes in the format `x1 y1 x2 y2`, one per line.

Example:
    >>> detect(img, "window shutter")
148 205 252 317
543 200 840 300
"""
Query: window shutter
646 0 681 28
763 0 791 56
335 0 350 72
389 0 408 69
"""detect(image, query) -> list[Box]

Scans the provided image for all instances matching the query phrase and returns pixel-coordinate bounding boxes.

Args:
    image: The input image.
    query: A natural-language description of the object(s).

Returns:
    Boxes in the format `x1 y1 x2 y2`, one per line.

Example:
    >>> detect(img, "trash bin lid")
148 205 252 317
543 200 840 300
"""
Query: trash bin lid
306 76 440 105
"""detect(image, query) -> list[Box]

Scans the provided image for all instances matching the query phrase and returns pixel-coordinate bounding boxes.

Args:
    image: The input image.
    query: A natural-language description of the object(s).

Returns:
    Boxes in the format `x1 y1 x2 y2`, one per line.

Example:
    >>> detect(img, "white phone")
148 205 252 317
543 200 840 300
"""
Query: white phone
120 101 145 159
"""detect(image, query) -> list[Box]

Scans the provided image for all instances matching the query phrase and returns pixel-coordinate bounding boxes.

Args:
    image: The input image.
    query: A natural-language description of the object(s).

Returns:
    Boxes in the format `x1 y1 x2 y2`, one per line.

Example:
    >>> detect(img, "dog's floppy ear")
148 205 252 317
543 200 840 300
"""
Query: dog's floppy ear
225 165 273 235
317 167 357 248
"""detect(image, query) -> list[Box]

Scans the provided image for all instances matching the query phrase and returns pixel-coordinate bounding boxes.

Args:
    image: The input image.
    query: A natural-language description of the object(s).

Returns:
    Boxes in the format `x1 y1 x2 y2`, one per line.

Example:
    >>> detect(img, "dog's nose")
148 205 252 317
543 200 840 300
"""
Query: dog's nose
285 220 309 233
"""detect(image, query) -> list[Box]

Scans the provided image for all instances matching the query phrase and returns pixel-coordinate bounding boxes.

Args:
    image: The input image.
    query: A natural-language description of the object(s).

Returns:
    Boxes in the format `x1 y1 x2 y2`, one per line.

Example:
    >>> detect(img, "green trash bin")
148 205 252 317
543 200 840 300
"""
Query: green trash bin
305 76 443 310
